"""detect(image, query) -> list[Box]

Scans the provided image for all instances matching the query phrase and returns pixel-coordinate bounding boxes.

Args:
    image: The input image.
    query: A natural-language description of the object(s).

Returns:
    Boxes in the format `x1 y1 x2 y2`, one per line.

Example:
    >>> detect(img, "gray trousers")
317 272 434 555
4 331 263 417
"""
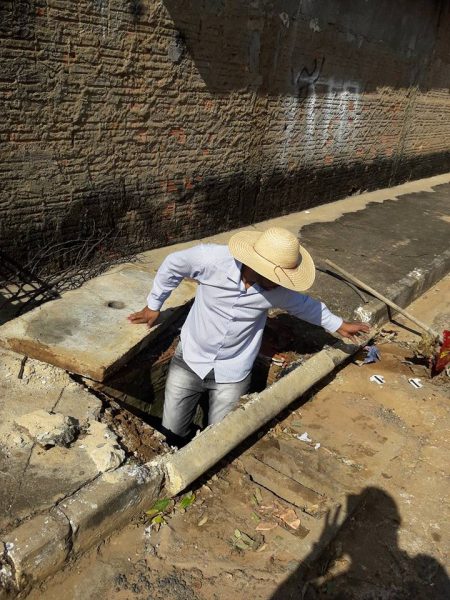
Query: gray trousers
162 343 251 439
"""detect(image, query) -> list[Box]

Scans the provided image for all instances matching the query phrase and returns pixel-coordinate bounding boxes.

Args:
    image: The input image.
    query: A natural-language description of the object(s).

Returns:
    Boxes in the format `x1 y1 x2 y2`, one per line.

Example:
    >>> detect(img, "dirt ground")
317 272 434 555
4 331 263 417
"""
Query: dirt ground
25 276 450 600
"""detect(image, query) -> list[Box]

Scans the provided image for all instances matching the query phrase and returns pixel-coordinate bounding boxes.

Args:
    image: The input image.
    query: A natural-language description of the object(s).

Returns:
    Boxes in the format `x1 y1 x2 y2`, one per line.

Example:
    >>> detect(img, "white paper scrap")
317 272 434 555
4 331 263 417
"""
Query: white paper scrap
297 432 312 443
314 443 321 450
408 378 423 389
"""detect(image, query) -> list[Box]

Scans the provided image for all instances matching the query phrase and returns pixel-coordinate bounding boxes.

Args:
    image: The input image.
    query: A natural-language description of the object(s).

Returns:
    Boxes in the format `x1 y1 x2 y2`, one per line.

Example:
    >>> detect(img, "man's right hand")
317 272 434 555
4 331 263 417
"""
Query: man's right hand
127 307 160 329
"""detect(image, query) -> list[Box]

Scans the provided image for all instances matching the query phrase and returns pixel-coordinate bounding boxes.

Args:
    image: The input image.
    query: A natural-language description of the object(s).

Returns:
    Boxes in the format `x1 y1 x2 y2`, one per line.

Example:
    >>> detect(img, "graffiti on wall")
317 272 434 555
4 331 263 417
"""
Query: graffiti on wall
276 66 361 169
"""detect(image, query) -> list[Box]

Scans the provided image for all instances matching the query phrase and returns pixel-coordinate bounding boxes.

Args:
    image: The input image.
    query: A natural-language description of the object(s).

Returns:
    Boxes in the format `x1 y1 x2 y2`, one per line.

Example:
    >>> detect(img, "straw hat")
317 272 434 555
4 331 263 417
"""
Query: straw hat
228 227 316 292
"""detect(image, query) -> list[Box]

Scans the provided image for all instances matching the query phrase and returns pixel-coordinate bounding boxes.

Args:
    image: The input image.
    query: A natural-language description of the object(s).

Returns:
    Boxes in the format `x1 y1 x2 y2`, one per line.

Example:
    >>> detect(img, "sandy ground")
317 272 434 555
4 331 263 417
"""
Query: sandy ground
25 275 450 600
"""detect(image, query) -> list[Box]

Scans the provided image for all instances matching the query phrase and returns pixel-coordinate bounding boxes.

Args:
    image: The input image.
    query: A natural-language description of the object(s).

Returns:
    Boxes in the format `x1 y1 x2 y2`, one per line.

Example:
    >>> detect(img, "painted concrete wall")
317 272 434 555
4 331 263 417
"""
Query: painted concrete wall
1 0 449 266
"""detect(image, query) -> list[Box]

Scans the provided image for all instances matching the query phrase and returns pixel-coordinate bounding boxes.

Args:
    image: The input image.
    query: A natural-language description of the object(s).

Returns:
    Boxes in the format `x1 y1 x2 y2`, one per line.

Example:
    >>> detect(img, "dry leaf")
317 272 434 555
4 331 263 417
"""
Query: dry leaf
253 487 263 504
197 515 208 527
255 521 278 532
278 508 298 526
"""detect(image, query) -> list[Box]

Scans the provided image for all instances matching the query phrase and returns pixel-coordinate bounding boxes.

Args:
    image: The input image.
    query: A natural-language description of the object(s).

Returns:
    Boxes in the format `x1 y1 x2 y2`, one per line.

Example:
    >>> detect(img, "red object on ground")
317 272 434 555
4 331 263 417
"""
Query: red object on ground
433 330 450 375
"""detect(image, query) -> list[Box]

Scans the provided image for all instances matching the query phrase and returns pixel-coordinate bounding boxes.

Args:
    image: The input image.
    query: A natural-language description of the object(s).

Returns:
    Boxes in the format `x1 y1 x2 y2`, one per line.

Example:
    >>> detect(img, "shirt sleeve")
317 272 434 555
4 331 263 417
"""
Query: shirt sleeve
278 289 343 333
147 245 206 311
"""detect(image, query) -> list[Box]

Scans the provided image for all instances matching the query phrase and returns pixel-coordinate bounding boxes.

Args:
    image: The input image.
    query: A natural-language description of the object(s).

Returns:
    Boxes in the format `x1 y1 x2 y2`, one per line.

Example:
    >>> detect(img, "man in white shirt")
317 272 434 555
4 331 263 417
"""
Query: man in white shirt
129 227 369 444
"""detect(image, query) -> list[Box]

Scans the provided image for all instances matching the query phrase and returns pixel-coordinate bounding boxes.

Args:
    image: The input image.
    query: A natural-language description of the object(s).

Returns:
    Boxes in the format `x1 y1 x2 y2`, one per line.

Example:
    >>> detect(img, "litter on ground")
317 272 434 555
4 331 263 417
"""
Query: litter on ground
408 378 423 389
363 345 381 364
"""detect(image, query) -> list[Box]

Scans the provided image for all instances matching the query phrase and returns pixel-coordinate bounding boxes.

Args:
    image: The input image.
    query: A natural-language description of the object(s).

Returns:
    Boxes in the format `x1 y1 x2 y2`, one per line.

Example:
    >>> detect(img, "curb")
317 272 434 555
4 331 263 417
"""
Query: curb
0 463 164 593
1 255 449 595
352 250 450 326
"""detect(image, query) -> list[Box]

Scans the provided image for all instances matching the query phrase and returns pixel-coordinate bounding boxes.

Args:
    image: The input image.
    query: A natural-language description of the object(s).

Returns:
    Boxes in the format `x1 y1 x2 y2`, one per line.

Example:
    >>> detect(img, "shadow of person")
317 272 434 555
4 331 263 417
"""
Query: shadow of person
271 487 450 600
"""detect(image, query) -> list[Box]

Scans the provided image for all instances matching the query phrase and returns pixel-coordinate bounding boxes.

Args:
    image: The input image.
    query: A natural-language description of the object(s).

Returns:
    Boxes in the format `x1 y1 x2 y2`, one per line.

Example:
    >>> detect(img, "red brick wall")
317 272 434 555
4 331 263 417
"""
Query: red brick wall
1 1 449 265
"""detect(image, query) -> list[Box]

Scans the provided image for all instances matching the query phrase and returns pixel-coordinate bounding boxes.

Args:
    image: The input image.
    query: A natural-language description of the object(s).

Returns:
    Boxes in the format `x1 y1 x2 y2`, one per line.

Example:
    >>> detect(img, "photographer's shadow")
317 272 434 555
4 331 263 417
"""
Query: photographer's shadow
271 487 450 600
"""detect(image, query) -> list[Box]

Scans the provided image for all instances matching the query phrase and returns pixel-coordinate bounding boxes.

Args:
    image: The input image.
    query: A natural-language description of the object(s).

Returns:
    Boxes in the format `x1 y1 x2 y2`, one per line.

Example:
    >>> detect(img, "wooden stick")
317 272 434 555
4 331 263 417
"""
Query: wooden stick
324 259 441 341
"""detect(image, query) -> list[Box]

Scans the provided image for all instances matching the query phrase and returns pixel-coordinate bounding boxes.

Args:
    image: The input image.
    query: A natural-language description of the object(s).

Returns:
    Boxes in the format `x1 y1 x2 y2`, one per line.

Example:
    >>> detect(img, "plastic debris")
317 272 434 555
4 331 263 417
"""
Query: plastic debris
363 345 381 364
354 345 381 366
297 432 312 442
433 329 450 375
408 378 423 389
369 374 385 385
314 443 321 450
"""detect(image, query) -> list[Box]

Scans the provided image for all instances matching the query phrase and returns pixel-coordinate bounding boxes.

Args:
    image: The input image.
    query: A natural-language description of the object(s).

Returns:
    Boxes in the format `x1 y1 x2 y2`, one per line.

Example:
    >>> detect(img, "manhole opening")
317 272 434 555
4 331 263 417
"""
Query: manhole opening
86 309 336 460
107 300 126 309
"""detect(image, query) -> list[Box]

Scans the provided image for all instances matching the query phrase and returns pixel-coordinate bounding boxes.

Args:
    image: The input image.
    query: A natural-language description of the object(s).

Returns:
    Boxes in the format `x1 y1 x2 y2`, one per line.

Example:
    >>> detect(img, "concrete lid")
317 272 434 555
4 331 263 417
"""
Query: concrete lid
0 265 195 381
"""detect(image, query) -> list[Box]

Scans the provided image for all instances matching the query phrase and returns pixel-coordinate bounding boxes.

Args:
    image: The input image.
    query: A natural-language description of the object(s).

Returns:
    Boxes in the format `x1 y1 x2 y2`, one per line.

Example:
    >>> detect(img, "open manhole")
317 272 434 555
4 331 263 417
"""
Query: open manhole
83 309 335 461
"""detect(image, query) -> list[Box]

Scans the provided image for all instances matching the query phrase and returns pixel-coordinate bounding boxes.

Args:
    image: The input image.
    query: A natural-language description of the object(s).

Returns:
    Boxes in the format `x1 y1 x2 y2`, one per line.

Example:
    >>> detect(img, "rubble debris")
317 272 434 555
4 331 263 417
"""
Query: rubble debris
278 508 301 530
102 406 167 462
80 421 125 472
377 329 398 343
411 334 437 361
14 409 79 448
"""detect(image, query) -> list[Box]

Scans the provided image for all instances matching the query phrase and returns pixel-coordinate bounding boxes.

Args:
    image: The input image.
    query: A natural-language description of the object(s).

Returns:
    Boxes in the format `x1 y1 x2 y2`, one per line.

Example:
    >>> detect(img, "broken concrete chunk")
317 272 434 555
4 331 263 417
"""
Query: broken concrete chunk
80 421 125 473
15 410 79 448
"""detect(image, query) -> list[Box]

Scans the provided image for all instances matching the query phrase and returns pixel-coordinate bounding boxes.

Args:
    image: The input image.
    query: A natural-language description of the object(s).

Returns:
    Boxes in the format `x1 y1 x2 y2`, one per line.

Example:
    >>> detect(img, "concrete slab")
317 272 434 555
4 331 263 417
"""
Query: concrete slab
0 265 196 381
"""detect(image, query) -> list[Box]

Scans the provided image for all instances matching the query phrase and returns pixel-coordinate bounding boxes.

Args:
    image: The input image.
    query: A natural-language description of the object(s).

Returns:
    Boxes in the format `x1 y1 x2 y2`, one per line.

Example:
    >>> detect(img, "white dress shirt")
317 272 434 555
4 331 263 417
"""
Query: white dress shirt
147 244 343 383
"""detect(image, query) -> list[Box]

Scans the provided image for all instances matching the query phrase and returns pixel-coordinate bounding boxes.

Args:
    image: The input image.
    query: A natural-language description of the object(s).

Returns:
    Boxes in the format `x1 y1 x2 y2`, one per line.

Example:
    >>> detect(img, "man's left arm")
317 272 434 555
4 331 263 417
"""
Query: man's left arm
279 291 370 341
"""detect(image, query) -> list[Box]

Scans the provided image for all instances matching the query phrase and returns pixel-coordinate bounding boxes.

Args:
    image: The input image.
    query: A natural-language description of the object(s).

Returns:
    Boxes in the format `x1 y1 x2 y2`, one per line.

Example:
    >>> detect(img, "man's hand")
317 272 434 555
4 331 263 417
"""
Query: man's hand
127 307 160 329
336 321 370 343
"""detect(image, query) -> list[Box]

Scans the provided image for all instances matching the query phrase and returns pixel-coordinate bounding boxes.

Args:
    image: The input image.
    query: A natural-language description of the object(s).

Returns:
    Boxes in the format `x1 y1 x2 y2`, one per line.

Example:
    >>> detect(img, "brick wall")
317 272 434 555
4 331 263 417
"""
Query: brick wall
1 0 449 266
